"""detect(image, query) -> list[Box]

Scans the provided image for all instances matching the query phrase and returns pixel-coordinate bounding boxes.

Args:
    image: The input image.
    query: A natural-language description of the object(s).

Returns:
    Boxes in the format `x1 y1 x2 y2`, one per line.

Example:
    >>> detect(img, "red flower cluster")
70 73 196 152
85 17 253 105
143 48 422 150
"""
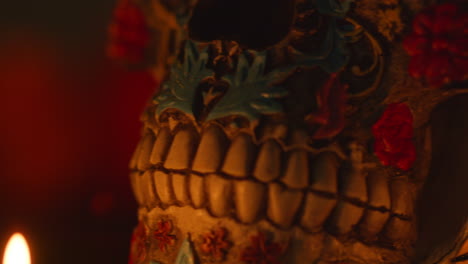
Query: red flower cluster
128 221 147 264
107 0 151 65
153 220 176 252
305 73 348 139
200 227 231 261
240 232 285 264
403 3 468 87
372 103 416 171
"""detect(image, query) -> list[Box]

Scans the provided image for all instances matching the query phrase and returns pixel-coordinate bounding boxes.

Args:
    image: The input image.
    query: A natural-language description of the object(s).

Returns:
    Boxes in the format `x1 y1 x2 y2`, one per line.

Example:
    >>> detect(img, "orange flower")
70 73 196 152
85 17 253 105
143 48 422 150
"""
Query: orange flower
200 227 231 261
153 220 176 252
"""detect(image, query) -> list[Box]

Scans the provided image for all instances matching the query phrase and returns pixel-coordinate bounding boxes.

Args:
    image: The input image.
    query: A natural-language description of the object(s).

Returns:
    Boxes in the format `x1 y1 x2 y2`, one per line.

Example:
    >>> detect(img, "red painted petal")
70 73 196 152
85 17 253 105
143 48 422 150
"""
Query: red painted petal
412 11 433 36
403 35 429 56
431 37 449 52
427 74 447 88
433 14 456 35
424 54 449 78
452 58 468 80
372 103 415 170
434 3 465 35
448 37 468 57
434 3 457 18
395 141 416 171
408 55 428 78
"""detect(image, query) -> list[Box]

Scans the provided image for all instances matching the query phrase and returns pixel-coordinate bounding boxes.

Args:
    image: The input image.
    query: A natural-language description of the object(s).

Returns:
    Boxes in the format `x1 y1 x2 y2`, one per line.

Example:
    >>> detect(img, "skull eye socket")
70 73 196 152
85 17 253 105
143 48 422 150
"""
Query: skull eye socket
187 0 295 49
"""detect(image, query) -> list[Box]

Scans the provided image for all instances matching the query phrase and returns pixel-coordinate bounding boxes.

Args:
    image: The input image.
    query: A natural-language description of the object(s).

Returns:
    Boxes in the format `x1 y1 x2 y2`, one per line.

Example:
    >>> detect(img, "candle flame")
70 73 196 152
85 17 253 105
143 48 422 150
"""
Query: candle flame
3 233 31 264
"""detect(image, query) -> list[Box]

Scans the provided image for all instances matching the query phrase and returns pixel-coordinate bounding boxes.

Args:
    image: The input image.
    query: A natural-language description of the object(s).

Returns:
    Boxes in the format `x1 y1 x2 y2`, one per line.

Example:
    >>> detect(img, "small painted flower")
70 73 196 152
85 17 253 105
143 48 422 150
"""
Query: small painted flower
199 227 231 261
128 221 147 264
107 0 151 65
153 220 176 252
403 3 468 87
240 232 285 264
372 103 416 171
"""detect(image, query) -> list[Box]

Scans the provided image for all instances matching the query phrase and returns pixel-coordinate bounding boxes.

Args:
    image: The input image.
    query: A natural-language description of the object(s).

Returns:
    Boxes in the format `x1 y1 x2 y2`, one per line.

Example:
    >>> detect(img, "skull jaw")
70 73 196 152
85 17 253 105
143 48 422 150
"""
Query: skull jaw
129 110 418 264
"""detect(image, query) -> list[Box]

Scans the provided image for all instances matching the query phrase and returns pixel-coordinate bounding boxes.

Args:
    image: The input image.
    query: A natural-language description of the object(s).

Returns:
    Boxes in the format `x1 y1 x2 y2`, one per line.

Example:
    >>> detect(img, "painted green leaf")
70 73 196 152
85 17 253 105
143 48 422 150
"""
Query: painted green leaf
206 51 289 122
154 40 214 119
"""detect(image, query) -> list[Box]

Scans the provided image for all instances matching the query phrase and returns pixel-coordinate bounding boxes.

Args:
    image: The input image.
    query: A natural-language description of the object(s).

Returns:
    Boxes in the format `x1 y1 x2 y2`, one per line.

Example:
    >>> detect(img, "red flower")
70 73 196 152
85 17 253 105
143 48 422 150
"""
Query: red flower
107 0 151 65
200 227 231 261
403 3 468 87
240 232 285 264
305 72 348 139
153 220 176 252
372 103 416 171
128 221 147 264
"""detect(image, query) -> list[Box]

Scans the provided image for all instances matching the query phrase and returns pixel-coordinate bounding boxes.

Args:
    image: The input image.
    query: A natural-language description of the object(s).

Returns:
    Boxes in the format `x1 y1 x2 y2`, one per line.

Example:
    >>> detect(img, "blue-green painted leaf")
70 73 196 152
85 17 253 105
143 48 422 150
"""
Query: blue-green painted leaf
154 40 214 119
206 51 289 122
175 238 196 264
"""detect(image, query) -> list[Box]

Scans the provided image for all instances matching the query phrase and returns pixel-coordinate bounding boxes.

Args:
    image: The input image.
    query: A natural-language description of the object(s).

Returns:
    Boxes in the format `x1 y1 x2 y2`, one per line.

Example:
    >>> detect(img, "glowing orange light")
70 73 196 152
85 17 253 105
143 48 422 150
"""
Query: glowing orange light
2 233 31 264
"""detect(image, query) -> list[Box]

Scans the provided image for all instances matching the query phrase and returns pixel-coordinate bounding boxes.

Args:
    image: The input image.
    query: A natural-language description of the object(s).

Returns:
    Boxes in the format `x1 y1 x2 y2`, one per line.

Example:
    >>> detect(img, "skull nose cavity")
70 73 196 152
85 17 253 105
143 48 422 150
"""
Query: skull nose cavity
187 0 295 49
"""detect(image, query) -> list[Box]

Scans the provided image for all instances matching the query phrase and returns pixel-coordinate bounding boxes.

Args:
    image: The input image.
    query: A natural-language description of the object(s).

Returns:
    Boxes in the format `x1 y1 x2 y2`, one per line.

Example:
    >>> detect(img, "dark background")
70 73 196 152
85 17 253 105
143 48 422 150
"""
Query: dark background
0 1 155 263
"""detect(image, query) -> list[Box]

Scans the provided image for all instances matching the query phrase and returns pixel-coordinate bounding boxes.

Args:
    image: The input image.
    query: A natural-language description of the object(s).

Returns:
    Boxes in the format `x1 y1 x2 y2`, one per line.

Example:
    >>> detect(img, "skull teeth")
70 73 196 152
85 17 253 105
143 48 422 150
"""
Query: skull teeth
171 173 191 205
253 139 282 182
141 170 159 208
153 170 175 205
328 201 365 235
188 173 206 209
150 127 172 165
137 132 156 171
309 152 339 193
130 124 415 242
164 127 199 170
301 192 337 233
267 183 304 228
206 174 233 217
359 170 392 239
235 180 266 223
221 133 256 178
192 125 229 173
282 150 310 188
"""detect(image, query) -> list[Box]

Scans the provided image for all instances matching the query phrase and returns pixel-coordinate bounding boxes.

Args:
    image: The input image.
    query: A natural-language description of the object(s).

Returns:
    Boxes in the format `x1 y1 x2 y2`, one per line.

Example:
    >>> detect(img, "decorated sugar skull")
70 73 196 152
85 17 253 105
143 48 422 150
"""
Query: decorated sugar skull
109 0 468 263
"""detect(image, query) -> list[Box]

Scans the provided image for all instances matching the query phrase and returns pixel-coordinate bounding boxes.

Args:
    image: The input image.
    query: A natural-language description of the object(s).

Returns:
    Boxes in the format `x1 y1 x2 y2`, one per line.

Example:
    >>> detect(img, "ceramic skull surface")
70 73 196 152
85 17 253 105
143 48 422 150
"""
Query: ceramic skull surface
115 0 468 263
